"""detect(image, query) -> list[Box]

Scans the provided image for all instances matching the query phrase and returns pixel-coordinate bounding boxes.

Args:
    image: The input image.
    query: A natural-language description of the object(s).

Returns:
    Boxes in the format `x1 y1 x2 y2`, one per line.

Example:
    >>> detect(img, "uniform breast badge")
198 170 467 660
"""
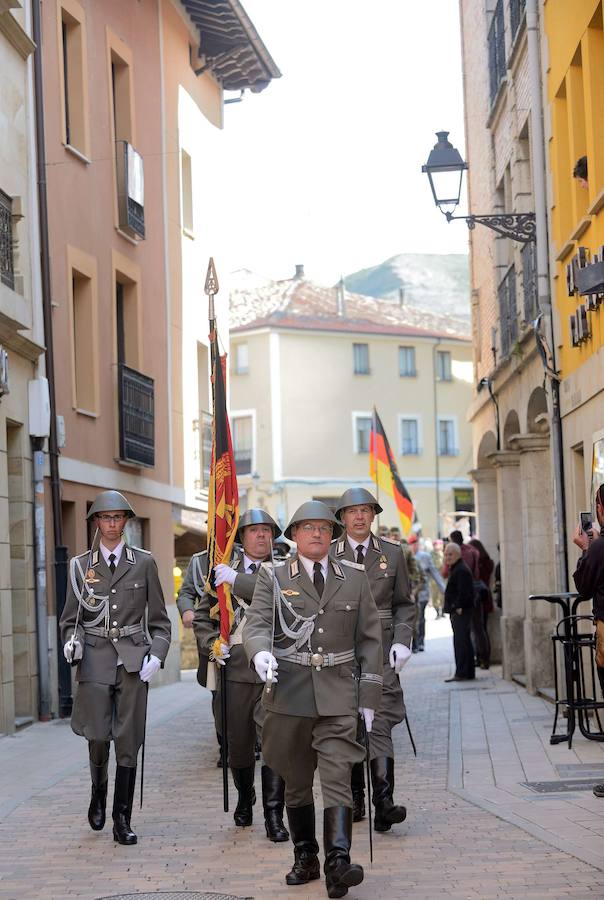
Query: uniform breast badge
379 555 388 570
85 569 100 584
282 589 300 597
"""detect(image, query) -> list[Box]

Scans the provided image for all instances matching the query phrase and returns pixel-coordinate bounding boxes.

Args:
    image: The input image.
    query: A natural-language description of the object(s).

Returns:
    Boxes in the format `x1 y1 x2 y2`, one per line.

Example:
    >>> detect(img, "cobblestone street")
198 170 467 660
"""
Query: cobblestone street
1 615 604 900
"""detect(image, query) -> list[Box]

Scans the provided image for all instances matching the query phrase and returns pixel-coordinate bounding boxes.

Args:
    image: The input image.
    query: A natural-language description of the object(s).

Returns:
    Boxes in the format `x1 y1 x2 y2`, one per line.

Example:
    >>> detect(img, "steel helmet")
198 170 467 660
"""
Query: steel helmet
87 490 136 519
335 487 383 520
235 508 281 544
284 500 344 541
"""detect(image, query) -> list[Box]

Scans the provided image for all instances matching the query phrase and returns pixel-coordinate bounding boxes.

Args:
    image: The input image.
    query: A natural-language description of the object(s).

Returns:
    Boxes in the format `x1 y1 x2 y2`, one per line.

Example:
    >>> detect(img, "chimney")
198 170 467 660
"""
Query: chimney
336 277 346 317
398 286 405 307
294 264 305 279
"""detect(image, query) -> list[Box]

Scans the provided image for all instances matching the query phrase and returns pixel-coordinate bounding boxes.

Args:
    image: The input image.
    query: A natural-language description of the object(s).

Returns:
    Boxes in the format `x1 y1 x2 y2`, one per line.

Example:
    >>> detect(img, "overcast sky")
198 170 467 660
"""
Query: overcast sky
218 0 469 284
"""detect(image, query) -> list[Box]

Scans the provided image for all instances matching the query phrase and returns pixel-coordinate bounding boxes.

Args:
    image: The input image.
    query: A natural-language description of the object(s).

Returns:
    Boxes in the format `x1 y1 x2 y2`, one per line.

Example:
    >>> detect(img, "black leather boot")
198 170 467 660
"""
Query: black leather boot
261 765 289 842
350 762 365 822
231 766 256 826
112 765 137 845
370 756 406 833
88 741 109 831
285 804 320 886
323 806 363 898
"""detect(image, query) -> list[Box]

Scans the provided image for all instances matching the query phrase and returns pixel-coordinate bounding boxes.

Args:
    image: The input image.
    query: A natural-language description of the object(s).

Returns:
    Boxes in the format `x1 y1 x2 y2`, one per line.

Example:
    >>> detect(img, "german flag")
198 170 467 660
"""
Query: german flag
369 408 414 535
205 318 239 661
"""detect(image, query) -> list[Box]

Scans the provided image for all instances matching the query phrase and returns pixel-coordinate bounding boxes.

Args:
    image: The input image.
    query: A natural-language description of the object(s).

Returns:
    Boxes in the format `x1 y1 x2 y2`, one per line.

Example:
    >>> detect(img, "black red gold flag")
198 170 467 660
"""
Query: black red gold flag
369 408 414 535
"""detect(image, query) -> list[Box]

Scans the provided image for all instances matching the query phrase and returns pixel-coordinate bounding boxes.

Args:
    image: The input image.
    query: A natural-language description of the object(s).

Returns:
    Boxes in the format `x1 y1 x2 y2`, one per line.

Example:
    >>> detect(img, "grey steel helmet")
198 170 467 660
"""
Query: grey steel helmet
335 487 383 520
284 500 344 541
235 508 281 544
87 490 136 520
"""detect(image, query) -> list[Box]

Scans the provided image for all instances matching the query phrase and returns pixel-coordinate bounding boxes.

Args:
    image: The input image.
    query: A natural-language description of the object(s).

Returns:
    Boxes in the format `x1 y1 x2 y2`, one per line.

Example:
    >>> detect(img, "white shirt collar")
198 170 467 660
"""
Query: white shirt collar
298 554 328 581
100 541 124 566
347 535 371 554
243 553 262 574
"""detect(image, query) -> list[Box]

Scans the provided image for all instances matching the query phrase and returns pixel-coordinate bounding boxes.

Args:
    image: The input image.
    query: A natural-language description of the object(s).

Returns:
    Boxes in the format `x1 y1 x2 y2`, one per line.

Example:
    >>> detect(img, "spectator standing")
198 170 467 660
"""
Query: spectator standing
409 535 445 651
443 543 475 682
469 538 495 669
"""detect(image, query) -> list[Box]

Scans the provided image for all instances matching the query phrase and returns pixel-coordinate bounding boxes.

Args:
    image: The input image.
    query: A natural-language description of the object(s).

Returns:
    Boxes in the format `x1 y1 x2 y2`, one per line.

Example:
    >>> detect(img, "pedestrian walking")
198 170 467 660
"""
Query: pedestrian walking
190 508 289 841
469 538 495 669
572 484 604 799
442 542 475 682
408 533 445 652
59 491 171 845
243 500 383 899
333 487 414 833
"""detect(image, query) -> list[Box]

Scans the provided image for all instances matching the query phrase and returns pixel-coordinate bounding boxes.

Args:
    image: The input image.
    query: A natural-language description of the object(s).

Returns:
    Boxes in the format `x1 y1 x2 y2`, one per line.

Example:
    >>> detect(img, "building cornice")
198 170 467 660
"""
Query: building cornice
0 8 35 59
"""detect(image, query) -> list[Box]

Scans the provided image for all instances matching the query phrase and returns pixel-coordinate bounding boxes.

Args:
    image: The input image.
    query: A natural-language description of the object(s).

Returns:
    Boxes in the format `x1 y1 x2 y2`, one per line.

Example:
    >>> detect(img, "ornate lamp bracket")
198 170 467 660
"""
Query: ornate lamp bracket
446 211 536 243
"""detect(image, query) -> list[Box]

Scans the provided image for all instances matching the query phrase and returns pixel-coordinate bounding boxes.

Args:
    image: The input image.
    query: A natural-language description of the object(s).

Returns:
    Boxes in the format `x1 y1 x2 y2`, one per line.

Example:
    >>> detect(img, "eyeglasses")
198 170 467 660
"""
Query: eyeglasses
299 524 333 535
97 514 127 524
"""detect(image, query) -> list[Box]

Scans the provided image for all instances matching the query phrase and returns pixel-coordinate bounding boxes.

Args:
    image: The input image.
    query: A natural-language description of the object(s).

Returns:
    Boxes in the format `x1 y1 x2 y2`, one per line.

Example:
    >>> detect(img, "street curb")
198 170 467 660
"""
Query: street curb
447 687 604 873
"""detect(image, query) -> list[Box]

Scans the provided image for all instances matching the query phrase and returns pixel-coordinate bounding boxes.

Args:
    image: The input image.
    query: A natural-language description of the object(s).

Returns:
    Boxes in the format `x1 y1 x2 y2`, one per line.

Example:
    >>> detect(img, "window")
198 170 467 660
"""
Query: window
181 149 193 233
437 417 457 456
436 350 452 381
354 415 372 454
114 267 140 370
71 269 96 412
233 415 253 475
498 265 518 357
400 418 420 455
510 0 526 43
197 343 211 490
398 346 416 377
487 0 506 105
60 2 88 153
0 190 14 290
110 49 133 144
353 343 370 375
235 343 249 375
200 412 212 489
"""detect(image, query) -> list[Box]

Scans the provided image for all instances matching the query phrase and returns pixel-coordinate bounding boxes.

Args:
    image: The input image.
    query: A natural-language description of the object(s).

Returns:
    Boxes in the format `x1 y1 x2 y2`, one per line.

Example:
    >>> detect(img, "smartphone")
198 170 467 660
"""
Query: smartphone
580 512 593 536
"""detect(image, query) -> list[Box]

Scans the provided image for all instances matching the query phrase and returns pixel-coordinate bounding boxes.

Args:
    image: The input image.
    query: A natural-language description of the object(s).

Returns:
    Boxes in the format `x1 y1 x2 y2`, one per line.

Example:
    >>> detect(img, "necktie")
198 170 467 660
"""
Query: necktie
109 553 116 574
313 561 324 598
248 563 257 574
356 545 365 565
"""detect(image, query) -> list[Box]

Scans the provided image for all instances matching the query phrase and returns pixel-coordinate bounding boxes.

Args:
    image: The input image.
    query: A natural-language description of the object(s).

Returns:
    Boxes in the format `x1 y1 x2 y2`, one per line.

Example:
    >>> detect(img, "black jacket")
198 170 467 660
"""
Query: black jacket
573 530 604 621
444 559 474 614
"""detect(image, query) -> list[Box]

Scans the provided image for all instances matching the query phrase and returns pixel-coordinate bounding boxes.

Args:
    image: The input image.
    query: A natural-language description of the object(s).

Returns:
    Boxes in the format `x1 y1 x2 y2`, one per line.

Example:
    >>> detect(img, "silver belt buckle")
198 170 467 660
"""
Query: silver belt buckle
310 652 324 668
108 626 120 640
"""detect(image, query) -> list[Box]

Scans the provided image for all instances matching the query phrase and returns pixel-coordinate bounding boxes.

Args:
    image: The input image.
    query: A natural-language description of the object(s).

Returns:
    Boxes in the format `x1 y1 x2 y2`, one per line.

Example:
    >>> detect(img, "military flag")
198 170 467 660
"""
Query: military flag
369 407 414 535
204 259 239 662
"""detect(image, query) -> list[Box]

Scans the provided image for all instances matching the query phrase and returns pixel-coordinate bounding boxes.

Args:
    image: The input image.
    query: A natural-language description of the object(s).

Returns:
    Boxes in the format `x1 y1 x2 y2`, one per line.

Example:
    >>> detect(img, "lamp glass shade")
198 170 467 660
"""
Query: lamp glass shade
422 131 468 210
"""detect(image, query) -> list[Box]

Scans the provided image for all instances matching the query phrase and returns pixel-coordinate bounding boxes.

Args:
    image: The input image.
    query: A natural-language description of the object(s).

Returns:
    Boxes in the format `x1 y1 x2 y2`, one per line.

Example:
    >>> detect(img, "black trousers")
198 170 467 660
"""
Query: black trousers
471 604 491 667
451 608 475 679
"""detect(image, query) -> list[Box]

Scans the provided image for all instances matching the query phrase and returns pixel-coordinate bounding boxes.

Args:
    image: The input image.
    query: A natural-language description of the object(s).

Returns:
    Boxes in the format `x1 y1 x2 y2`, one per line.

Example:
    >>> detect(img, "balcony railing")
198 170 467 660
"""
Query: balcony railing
0 190 14 291
116 141 145 240
522 241 538 323
510 0 526 42
488 0 506 105
498 264 518 358
118 363 155 467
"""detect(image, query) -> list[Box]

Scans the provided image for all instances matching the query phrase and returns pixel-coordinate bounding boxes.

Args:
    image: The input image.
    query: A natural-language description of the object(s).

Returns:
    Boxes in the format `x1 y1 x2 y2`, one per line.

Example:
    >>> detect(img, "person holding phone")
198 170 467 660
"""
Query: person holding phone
573 484 604 798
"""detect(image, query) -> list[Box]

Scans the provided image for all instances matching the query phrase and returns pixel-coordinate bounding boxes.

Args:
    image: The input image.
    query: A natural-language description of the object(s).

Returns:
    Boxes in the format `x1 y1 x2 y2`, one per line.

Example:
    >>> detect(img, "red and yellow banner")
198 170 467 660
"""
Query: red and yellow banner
369 408 414 535
205 324 239 659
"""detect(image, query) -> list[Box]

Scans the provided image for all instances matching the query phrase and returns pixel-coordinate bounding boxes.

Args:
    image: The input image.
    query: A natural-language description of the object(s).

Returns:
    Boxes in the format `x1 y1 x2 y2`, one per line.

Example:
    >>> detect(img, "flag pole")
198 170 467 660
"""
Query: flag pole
372 407 380 531
205 258 229 814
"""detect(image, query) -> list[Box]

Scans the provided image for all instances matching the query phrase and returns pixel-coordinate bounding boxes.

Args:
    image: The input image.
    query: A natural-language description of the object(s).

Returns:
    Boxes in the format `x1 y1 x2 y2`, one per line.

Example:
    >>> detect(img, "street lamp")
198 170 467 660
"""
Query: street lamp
422 131 536 243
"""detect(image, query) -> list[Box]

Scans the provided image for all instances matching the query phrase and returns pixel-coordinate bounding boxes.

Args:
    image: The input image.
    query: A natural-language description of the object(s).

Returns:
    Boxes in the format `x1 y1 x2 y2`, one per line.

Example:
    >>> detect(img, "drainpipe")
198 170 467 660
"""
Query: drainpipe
526 0 568 591
32 0 72 715
432 338 442 538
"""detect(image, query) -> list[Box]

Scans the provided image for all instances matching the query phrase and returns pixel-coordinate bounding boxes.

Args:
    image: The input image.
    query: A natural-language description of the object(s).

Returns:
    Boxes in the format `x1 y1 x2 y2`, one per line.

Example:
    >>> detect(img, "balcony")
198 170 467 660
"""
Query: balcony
488 0 506 106
0 190 14 291
118 363 154 467
498 264 518 358
510 0 526 43
116 141 145 240
522 242 538 323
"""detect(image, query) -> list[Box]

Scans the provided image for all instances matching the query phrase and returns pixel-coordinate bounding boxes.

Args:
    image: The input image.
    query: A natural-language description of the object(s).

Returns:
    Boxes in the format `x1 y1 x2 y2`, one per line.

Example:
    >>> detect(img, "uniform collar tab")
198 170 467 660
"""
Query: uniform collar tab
125 546 135 564
336 539 345 556
289 558 300 579
370 534 381 551
330 559 345 579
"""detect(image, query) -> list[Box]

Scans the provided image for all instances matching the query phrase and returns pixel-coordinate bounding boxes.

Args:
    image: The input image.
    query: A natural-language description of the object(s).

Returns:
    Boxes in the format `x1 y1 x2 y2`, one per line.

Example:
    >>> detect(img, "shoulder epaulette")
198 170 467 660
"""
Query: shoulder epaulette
339 558 364 571
132 546 151 555
380 536 400 546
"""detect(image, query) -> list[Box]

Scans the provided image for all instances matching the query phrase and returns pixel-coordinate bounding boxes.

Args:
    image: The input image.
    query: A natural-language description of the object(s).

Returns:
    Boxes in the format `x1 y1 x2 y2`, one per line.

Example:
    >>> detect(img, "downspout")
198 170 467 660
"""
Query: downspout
526 0 568 591
432 338 442 538
32 0 71 715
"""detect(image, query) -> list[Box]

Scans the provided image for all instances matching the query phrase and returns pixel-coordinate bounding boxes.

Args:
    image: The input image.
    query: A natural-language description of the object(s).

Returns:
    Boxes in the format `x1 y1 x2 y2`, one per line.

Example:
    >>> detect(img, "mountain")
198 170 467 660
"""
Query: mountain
343 253 470 321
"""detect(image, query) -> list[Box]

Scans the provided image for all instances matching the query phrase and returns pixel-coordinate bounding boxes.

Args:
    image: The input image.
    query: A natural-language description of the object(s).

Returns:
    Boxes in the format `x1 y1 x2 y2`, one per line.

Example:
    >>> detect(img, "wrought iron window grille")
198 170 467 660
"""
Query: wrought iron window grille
0 190 14 291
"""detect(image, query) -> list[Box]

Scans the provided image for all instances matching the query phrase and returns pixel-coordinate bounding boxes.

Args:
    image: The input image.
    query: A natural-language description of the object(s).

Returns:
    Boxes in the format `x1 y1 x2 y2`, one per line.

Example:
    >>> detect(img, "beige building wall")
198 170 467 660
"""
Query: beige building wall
231 326 474 539
460 0 557 689
0 0 43 733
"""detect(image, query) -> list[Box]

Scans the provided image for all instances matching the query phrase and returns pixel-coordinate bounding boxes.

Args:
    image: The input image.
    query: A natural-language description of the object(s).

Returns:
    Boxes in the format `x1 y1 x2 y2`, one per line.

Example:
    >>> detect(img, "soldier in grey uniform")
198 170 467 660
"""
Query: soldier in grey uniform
60 491 171 845
187 509 289 842
243 501 383 899
334 488 414 833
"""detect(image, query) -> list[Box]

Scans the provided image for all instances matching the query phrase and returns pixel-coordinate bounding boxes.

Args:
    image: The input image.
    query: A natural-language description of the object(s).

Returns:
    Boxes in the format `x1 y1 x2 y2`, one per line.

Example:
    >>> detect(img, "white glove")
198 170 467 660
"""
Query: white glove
253 650 278 683
359 707 375 733
389 643 412 673
214 564 237 587
139 654 161 683
213 642 231 666
63 637 83 662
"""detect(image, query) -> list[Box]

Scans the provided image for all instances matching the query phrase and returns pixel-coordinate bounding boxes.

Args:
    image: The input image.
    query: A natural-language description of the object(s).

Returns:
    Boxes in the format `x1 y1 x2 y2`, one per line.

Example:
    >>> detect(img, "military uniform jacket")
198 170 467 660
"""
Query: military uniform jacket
60 546 171 685
334 533 414 663
243 553 383 718
191 547 262 684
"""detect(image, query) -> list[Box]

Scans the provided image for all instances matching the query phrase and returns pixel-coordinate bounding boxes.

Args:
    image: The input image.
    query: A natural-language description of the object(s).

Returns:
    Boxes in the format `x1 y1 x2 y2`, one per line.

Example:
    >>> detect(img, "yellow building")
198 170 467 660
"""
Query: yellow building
544 0 604 558
229 268 474 538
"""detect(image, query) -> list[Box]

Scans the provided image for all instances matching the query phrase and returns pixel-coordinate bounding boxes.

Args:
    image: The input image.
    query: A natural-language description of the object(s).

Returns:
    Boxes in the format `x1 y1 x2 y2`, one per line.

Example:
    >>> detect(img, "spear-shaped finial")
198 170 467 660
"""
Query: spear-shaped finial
204 257 219 321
